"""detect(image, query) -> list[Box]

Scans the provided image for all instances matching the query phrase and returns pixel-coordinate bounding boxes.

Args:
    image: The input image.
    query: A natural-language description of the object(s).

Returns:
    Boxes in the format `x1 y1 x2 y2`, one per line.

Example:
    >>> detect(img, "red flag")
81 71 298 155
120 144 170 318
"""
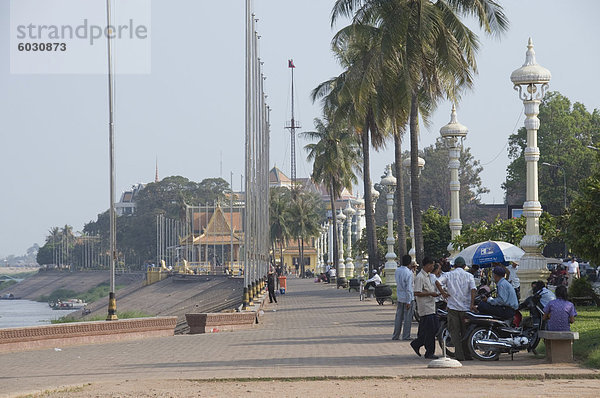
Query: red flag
288 59 295 68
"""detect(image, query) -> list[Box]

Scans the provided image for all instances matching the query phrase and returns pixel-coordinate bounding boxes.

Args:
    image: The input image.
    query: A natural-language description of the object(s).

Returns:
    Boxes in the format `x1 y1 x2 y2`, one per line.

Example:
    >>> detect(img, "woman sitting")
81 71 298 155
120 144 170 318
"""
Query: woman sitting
543 285 577 331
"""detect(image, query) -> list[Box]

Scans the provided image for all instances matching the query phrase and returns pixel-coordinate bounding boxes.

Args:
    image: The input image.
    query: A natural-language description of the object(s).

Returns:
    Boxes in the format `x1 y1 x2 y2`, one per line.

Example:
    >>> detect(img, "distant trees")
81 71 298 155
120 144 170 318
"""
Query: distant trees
504 91 600 215
269 186 324 277
37 176 230 269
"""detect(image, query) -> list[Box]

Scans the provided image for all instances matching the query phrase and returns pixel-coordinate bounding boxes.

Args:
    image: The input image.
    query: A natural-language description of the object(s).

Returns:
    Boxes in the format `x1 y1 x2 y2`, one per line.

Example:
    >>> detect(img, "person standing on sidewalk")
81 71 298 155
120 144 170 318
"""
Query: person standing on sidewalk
411 257 440 359
392 254 414 341
435 256 476 361
267 268 278 304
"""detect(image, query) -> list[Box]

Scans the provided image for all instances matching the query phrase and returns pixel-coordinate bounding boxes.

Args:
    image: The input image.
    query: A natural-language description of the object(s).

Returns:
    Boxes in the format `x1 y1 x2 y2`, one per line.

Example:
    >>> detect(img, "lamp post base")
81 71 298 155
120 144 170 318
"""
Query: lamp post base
518 253 550 300
384 260 397 286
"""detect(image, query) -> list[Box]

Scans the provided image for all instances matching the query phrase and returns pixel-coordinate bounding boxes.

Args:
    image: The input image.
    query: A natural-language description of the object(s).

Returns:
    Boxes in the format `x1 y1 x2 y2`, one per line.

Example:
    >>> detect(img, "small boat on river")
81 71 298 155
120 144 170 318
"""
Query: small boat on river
50 299 87 310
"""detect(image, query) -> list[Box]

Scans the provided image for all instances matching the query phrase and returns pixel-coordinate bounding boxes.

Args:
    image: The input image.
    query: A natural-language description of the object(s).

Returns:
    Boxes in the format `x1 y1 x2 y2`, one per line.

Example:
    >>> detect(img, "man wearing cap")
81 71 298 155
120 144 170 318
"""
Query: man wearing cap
435 256 476 361
478 266 518 319
365 269 382 290
392 254 414 341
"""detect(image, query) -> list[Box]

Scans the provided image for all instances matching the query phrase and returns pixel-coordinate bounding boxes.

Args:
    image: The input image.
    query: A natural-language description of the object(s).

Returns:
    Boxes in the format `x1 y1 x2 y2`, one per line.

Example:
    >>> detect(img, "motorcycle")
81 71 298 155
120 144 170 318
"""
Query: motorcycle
437 288 545 361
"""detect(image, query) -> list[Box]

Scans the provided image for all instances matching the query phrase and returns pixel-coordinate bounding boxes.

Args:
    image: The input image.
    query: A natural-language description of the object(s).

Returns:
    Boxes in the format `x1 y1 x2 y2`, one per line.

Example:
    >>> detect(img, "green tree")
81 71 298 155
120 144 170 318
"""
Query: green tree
413 140 489 221
452 212 561 252
269 187 292 268
563 173 600 266
303 116 361 269
286 189 323 277
331 0 508 265
504 91 600 215
422 207 451 260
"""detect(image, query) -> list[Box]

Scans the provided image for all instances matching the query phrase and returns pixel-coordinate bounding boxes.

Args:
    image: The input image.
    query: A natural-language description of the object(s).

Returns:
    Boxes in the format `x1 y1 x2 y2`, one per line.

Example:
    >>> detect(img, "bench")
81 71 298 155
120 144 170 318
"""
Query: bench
538 330 579 363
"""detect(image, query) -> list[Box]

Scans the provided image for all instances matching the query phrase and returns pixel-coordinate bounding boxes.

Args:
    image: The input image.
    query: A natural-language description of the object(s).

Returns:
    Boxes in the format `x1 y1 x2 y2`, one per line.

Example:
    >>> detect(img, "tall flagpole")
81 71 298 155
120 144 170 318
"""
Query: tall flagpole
106 0 118 320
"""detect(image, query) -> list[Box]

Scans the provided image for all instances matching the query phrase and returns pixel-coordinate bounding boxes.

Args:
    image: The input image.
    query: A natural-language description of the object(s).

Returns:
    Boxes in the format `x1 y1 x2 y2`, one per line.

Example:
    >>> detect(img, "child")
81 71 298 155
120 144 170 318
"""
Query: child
542 285 577 331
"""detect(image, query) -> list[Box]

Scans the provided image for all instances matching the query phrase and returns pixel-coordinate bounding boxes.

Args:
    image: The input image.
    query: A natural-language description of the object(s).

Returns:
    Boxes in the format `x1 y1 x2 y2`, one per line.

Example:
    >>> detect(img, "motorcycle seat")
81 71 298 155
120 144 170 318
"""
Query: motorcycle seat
466 311 493 319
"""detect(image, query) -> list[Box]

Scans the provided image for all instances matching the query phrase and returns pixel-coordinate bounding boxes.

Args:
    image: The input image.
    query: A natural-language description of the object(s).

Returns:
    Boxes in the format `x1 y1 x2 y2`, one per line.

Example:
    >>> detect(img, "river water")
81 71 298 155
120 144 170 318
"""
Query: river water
0 300 77 329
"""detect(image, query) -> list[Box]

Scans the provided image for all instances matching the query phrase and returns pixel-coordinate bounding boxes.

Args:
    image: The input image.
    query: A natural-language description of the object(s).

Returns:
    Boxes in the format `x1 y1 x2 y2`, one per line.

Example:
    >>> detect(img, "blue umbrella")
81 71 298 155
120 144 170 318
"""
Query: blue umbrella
456 240 525 267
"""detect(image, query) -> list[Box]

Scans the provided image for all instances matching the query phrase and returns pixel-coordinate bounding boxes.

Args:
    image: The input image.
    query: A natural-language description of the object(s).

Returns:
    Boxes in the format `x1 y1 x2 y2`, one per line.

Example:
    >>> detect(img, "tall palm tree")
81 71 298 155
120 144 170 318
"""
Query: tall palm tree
286 189 322 277
312 23 391 272
269 187 291 269
303 115 361 270
331 0 508 264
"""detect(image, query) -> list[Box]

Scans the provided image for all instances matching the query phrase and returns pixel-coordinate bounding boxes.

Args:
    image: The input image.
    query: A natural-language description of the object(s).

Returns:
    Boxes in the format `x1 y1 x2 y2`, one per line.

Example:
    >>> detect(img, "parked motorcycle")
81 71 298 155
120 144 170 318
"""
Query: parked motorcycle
437 288 545 361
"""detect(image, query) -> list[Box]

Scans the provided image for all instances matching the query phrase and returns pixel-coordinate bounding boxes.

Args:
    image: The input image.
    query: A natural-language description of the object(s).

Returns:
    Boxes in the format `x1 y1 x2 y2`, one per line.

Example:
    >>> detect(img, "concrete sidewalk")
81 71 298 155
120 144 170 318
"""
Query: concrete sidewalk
0 278 597 397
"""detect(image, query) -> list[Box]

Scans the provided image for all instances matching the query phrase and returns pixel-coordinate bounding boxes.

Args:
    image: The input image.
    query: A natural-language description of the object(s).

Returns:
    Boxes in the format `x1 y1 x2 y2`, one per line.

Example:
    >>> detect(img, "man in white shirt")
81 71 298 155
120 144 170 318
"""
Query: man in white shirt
568 258 580 285
436 256 476 361
507 262 520 300
365 269 382 290
392 255 414 341
411 257 441 359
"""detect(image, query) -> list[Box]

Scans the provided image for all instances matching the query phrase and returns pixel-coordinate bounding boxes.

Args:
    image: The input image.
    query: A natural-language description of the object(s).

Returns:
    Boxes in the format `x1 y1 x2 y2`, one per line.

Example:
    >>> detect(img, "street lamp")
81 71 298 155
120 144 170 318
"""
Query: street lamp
337 209 346 279
440 105 468 258
381 164 397 286
351 198 365 277
510 38 552 297
403 156 425 264
343 201 356 278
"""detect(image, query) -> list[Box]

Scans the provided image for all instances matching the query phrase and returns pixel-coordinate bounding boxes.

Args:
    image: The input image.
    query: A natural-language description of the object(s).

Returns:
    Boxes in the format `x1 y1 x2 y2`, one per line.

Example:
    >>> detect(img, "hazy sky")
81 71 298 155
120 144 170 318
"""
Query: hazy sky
1 0 599 257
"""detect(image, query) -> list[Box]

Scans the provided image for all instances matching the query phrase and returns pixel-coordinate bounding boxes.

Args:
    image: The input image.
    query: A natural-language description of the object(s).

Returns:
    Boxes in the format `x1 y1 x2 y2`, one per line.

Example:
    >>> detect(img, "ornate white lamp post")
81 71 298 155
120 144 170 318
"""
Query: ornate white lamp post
337 209 346 277
327 217 334 271
352 198 365 277
381 164 398 286
403 157 425 264
440 105 468 258
510 38 551 298
343 201 356 278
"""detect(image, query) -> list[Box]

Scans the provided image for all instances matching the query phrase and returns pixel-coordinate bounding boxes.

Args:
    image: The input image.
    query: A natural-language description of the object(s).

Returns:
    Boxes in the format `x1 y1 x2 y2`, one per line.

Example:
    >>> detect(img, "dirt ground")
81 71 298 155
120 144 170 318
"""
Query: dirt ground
22 377 600 398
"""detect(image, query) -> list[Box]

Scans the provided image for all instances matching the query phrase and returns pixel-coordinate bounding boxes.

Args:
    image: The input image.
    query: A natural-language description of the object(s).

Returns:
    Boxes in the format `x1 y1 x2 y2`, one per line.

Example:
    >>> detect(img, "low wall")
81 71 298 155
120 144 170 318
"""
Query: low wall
186 312 257 334
0 317 177 353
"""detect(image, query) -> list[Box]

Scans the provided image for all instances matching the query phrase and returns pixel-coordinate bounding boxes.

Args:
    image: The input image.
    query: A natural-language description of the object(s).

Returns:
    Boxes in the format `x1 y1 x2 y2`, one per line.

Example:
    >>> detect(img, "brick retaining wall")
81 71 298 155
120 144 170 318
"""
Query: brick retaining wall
0 317 177 353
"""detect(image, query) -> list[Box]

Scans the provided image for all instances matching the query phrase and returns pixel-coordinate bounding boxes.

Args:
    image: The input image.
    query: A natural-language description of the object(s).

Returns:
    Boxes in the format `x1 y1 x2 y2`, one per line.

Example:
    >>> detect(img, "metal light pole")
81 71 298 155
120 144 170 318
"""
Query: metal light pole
510 38 552 297
440 105 468 259
381 164 397 286
403 157 425 264
105 0 117 321
343 201 356 278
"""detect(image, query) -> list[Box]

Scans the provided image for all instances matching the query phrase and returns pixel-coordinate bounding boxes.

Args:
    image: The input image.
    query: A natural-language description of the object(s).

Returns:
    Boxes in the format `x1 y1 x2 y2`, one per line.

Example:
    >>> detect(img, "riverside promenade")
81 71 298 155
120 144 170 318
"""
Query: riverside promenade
0 278 597 397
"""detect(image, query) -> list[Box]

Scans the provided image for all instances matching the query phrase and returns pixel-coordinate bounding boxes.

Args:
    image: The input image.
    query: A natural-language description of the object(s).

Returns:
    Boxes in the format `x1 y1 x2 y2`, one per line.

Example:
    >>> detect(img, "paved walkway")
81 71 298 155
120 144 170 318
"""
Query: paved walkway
1 278 597 397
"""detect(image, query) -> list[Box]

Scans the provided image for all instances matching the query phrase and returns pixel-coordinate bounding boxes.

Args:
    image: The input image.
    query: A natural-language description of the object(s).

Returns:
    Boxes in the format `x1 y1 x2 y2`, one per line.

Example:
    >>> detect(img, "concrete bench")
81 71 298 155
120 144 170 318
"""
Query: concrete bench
538 330 579 363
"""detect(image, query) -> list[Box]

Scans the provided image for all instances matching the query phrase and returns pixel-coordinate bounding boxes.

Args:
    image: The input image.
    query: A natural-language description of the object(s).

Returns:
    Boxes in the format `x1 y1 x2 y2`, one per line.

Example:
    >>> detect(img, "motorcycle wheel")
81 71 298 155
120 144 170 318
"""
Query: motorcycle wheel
437 325 455 358
468 327 501 361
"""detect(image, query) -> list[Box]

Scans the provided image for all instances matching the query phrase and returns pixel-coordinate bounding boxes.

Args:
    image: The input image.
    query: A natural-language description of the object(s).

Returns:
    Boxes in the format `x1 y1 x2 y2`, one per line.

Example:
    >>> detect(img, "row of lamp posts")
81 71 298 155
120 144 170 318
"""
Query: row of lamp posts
314 39 551 295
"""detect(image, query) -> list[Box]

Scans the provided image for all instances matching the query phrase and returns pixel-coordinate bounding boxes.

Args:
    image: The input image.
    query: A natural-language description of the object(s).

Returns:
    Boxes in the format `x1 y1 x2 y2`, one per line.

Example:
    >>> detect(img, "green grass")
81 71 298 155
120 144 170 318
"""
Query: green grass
0 280 18 291
38 283 124 304
571 306 600 368
51 310 153 324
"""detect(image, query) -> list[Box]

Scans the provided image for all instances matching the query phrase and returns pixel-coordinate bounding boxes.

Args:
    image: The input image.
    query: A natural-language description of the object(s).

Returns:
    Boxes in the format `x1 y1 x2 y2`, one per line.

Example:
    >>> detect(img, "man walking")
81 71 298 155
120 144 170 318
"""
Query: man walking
392 254 414 341
411 257 440 359
435 256 476 361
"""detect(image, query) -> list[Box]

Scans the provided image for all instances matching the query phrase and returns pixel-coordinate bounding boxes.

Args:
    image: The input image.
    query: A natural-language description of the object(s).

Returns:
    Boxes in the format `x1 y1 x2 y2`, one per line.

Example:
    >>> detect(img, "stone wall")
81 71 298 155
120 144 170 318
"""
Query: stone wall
0 317 177 353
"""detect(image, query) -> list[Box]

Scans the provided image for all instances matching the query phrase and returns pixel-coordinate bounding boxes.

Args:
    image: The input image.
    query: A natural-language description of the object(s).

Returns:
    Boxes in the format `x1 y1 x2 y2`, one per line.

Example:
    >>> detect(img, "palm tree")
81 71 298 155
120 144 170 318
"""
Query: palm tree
303 116 361 270
312 23 391 272
47 227 61 266
331 0 508 264
286 189 322 277
269 187 291 269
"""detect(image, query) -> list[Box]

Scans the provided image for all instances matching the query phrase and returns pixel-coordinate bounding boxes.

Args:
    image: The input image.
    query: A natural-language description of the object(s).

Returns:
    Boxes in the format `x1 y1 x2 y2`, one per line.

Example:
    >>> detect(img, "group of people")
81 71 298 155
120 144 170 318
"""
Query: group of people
389 254 578 361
